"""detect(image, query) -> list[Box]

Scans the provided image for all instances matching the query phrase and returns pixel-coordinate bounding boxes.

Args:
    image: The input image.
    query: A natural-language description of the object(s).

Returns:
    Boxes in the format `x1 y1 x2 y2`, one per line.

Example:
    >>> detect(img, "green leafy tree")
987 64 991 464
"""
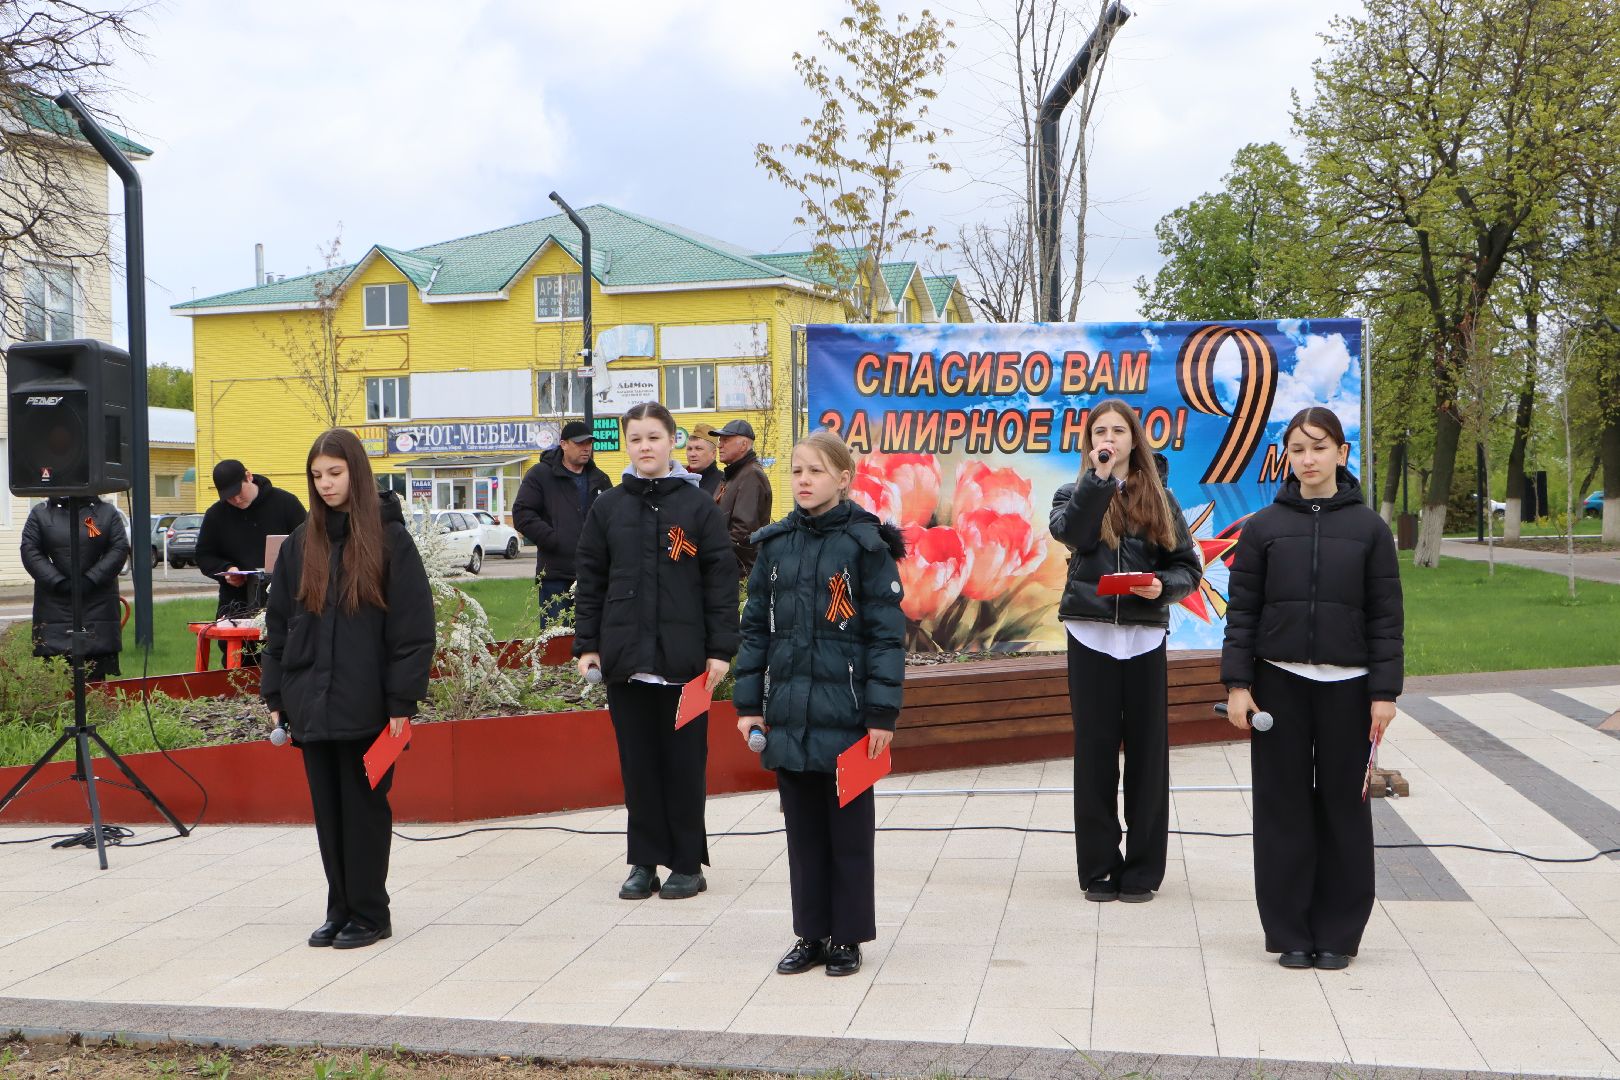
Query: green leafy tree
146 362 192 409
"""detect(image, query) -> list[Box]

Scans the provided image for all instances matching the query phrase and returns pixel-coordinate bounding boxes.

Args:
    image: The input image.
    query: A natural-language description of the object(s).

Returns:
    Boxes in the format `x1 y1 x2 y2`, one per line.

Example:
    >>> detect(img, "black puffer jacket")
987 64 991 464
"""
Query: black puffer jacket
1049 471 1202 627
20 499 129 658
511 448 612 580
733 502 907 773
573 464 740 683
1221 468 1404 701
195 476 307 613
260 490 436 742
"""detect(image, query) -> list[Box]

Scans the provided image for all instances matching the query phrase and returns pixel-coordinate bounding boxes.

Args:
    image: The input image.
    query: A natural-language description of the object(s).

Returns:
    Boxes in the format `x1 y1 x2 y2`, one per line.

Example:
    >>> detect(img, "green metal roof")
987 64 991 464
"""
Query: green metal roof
7 89 152 157
176 207 952 314
924 275 960 314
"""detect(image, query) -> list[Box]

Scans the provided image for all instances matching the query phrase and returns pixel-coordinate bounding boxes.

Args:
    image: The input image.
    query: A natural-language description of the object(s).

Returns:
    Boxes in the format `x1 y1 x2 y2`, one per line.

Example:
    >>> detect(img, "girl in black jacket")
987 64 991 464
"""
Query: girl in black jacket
1221 407 1403 971
21 498 129 681
734 430 907 978
1049 399 1202 903
574 401 740 902
261 428 436 951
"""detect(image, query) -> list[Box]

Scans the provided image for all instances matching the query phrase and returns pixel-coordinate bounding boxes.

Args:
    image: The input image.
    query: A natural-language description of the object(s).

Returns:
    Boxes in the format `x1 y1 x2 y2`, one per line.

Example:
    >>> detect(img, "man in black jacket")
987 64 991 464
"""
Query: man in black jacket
685 422 725 497
195 459 307 664
512 421 612 621
714 419 772 578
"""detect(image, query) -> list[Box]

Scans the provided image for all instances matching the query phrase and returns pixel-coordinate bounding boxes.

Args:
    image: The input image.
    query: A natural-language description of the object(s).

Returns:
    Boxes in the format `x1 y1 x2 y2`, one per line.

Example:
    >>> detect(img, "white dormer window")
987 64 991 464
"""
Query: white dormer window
364 283 408 329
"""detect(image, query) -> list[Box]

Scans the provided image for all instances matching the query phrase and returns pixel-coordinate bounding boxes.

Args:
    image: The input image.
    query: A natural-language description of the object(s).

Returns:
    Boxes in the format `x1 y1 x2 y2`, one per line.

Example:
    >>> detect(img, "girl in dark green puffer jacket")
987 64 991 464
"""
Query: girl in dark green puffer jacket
733 431 907 978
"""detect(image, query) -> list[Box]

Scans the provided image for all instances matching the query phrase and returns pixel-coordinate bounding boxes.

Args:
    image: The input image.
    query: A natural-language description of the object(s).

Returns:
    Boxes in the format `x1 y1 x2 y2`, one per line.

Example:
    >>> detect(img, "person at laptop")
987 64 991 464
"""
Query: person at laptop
195 459 307 664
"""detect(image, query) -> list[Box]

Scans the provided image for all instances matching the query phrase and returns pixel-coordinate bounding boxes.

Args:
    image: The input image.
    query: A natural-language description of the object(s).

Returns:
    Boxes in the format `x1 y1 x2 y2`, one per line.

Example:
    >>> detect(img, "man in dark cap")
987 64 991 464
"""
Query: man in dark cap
714 419 772 578
513 421 613 622
194 459 307 664
686 421 725 497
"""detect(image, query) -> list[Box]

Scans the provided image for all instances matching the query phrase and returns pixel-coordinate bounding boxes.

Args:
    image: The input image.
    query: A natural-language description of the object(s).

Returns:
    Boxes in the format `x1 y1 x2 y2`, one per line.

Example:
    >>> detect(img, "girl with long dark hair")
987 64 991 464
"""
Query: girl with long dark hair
1049 399 1202 903
1222 407 1403 970
261 428 435 950
574 401 739 902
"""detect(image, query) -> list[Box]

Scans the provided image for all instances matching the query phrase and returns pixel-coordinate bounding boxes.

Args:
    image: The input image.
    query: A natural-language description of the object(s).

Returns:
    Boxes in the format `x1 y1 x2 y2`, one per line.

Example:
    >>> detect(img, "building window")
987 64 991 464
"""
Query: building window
366 376 410 420
363 283 409 329
665 363 715 411
537 369 589 416
376 473 407 497
22 264 75 341
155 474 180 498
534 274 583 320
898 297 913 323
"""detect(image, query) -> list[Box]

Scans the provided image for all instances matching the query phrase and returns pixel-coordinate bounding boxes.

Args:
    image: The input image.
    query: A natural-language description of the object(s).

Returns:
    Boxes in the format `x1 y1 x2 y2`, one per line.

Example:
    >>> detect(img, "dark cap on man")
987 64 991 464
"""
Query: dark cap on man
213 459 248 500
560 420 594 444
716 419 756 441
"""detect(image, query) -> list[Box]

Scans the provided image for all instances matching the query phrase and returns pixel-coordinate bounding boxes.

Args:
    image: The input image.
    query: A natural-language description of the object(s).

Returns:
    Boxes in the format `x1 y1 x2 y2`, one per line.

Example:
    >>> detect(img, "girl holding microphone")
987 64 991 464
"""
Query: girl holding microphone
733 430 907 977
261 428 436 950
1049 399 1202 903
574 402 739 902
1221 406 1403 970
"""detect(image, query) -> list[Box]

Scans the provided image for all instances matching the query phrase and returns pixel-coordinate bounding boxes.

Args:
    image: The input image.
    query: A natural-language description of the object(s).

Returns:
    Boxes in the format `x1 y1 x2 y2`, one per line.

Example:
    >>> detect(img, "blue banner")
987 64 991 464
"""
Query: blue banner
806 319 1364 651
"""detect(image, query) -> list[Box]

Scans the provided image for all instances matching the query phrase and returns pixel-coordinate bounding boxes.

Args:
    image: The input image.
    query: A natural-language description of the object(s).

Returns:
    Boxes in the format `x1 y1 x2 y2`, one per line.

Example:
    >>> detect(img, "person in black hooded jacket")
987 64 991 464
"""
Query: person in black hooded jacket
261 428 436 951
512 421 612 621
195 460 307 665
734 430 907 978
1221 406 1403 972
20 497 129 681
574 401 739 903
1049 399 1202 903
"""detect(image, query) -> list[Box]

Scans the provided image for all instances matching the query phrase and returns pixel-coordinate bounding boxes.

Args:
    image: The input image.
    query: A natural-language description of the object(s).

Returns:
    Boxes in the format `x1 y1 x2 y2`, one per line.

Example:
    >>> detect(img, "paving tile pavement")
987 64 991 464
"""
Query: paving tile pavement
2 680 1619 1077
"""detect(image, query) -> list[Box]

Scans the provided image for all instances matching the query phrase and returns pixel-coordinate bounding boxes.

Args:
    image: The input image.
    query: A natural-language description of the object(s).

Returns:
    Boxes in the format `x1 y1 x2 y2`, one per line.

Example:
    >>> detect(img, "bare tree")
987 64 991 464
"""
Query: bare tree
0 2 147 341
259 230 368 429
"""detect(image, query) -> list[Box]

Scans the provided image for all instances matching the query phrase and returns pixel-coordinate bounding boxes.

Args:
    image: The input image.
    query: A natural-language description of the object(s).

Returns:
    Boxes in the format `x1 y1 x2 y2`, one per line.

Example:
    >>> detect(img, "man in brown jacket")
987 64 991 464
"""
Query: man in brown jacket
714 419 772 578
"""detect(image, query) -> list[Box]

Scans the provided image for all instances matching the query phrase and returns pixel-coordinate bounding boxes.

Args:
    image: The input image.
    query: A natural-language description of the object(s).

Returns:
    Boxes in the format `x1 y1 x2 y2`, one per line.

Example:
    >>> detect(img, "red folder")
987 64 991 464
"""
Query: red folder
836 735 892 807
675 673 711 729
364 719 411 789
1097 572 1156 596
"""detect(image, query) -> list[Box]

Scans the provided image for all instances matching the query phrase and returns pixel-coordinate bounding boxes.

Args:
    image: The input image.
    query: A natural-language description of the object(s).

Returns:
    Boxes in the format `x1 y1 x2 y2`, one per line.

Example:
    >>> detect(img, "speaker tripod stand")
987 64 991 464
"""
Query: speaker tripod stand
0 496 188 869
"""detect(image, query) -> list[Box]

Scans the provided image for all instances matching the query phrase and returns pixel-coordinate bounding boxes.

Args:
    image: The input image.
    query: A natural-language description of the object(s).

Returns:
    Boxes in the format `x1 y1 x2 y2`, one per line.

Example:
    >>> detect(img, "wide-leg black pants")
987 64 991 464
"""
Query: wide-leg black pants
1068 634 1169 892
301 737 394 930
777 767 876 945
607 680 710 874
1250 662 1376 956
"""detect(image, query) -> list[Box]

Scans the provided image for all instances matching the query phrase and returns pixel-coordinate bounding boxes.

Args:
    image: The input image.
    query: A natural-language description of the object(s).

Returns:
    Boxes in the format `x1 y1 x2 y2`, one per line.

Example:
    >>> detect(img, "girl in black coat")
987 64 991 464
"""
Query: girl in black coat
574 401 740 902
733 430 907 978
1221 406 1403 971
261 428 436 951
21 498 129 681
1049 399 1202 903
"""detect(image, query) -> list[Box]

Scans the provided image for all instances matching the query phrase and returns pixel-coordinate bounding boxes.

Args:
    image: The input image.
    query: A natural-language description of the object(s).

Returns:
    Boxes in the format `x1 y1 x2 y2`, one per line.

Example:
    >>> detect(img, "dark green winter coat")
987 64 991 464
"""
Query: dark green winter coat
732 501 907 773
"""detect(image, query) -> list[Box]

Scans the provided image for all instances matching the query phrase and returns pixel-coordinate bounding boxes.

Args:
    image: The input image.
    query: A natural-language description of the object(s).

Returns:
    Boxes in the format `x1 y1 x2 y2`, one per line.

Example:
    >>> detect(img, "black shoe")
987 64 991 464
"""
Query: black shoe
776 937 828 975
1278 950 1313 970
825 942 862 976
1083 880 1118 903
1313 951 1351 970
332 920 391 950
660 871 707 900
307 920 343 948
1118 889 1155 904
619 865 660 900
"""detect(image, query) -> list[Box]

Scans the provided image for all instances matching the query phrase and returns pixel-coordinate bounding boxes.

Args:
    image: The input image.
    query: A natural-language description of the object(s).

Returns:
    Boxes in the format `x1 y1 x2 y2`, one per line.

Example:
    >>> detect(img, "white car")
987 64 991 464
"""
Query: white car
413 510 485 574
470 510 523 559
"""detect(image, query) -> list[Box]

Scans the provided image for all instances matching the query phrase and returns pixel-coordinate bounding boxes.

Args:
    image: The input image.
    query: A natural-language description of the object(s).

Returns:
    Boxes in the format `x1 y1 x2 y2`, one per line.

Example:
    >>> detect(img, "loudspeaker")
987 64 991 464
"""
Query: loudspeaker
6 339 132 497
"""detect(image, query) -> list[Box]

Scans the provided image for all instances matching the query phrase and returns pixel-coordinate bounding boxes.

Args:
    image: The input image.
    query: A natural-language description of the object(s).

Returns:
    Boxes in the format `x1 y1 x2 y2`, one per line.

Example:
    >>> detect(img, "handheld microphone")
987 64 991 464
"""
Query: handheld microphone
747 726 767 753
1214 702 1273 732
269 724 289 747
1096 448 1112 464
584 665 603 684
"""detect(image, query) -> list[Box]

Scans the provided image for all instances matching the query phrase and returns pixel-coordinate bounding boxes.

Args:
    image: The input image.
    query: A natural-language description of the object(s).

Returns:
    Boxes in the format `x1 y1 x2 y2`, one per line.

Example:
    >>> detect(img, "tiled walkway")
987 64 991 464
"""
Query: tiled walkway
3 682 1620 1078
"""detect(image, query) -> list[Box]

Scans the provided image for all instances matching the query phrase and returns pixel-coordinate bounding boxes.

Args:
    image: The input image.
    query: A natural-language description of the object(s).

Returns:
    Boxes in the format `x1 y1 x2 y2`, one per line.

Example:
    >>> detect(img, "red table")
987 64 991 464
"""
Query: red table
188 622 263 671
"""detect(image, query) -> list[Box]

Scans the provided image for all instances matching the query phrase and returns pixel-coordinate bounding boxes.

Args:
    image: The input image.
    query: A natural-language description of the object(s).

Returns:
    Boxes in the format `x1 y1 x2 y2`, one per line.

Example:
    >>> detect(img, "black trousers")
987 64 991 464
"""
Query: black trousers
1250 662 1375 955
301 738 394 930
607 680 710 874
1068 634 1169 892
777 767 876 945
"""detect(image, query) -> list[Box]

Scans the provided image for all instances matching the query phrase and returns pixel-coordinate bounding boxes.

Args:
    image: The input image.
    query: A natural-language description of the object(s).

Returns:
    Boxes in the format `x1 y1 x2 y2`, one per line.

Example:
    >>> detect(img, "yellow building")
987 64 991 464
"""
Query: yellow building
175 205 967 520
145 407 197 515
0 95 151 585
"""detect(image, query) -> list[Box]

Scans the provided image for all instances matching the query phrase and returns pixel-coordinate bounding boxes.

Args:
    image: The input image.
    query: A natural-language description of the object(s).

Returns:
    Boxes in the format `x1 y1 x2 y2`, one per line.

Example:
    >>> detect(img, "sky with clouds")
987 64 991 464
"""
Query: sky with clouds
100 0 1356 366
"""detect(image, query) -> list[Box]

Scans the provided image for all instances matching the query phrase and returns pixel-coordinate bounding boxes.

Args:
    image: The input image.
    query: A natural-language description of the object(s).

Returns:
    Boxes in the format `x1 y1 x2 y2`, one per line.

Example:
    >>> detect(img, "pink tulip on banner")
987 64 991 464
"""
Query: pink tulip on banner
955 508 1046 602
953 461 1036 521
897 525 969 623
850 470 902 524
854 452 940 528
